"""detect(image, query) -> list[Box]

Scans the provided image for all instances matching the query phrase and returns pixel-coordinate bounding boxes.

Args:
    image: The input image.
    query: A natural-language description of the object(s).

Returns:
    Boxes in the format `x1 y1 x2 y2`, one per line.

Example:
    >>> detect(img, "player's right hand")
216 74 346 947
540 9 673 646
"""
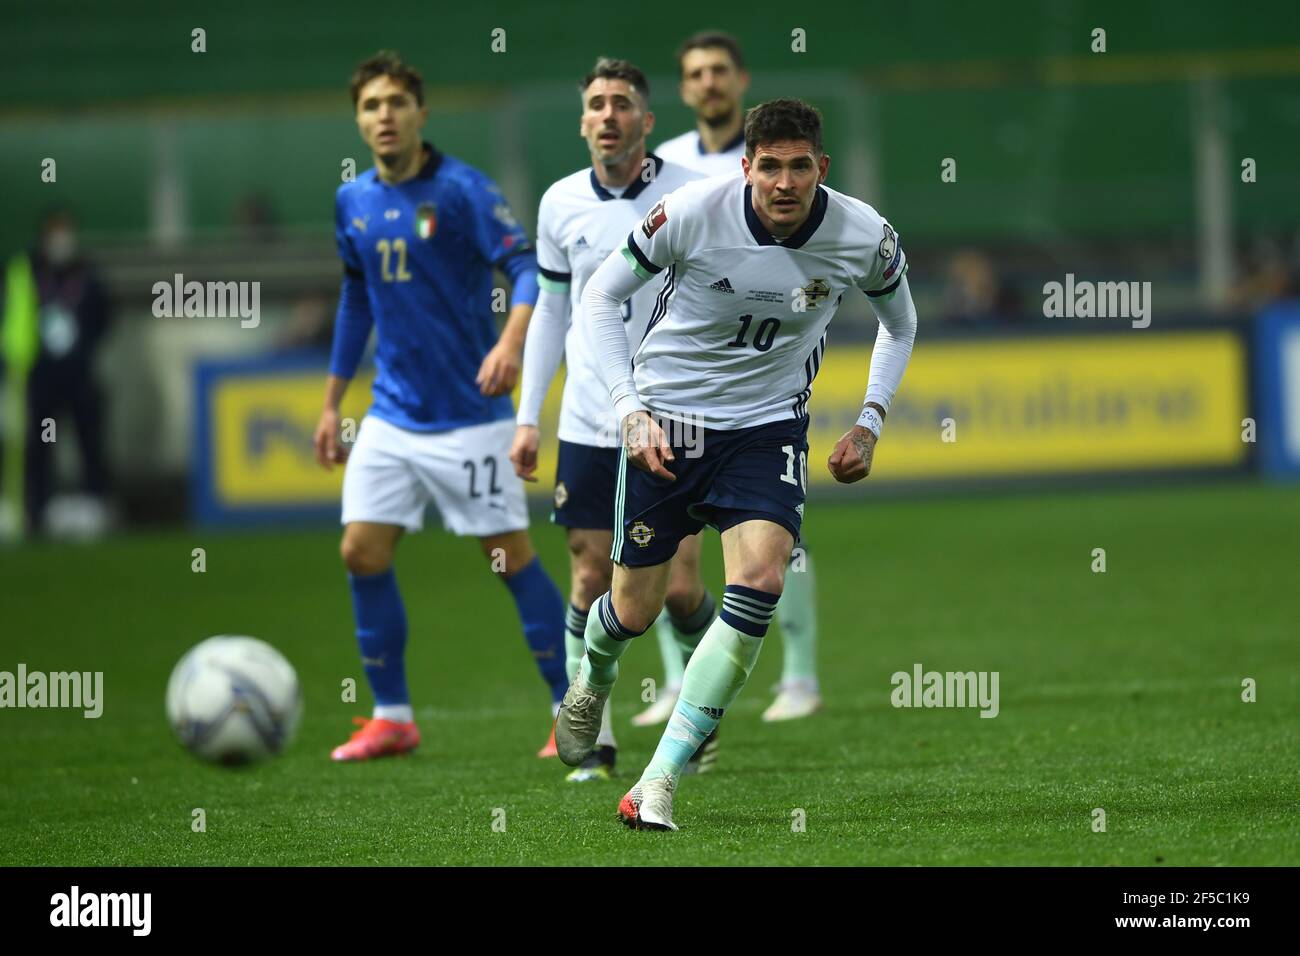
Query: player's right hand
623 410 676 481
509 424 540 482
827 425 875 483
313 408 348 470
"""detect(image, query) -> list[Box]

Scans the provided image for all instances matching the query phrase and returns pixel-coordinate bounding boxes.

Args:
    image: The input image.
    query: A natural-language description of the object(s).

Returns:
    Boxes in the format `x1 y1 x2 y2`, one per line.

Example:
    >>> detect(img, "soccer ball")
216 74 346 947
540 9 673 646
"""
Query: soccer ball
166 636 302 765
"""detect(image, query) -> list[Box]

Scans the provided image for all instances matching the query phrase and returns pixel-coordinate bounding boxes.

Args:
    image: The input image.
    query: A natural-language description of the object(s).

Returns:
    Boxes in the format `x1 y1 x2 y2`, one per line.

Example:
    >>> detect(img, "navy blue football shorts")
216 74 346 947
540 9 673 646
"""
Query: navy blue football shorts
611 414 809 568
551 439 621 530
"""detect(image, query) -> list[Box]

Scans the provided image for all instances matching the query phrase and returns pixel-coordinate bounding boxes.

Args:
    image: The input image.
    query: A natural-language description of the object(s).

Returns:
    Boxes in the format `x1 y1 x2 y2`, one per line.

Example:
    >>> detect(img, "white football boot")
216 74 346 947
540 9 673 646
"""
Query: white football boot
618 774 678 831
631 683 680 726
762 678 823 722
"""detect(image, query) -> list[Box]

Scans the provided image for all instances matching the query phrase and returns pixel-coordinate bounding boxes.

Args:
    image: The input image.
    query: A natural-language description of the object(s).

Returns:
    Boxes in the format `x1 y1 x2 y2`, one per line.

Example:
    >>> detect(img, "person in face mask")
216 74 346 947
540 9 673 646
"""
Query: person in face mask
21 208 112 535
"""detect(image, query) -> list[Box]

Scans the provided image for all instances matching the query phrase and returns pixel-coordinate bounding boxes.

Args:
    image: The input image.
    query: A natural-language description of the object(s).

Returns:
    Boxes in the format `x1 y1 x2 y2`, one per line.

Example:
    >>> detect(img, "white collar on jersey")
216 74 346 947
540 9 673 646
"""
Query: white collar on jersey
742 183 829 249
589 154 664 201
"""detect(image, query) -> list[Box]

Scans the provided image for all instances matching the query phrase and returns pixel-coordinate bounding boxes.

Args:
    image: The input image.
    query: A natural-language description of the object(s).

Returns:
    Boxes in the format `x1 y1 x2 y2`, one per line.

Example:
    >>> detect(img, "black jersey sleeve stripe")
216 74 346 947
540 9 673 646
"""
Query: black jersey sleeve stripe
538 265 572 283
865 275 902 299
625 232 664 276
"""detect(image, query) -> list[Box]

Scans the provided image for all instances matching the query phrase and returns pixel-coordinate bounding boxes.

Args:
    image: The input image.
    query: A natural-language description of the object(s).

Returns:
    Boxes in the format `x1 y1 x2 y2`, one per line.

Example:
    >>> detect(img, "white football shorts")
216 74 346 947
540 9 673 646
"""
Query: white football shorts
341 415 528 536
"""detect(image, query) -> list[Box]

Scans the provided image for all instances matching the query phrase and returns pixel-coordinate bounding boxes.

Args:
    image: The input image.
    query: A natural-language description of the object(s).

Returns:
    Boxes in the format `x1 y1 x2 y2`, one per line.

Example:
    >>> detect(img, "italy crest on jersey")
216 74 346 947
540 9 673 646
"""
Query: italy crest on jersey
415 202 438 240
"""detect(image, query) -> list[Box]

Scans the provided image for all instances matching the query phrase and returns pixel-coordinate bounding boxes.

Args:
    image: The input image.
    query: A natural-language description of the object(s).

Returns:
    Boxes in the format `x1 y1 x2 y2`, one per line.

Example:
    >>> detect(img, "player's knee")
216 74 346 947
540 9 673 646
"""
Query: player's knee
566 533 611 603
340 536 393 576
731 566 786 599
483 532 534 575
670 543 703 580
608 594 658 636
664 580 705 619
572 559 611 609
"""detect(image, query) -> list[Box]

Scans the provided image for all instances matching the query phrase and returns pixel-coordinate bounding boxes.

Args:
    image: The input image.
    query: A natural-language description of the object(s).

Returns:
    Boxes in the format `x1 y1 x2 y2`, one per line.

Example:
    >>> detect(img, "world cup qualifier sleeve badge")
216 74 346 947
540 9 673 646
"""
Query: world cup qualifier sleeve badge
415 202 438 240
641 200 667 239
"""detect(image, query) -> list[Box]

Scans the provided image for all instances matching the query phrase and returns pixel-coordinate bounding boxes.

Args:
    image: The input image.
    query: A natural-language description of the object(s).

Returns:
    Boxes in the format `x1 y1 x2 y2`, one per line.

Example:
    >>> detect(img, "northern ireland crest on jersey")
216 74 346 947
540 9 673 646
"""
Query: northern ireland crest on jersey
629 521 655 547
554 481 568 509
800 278 832 309
878 222 897 261
641 200 667 239
415 202 438 240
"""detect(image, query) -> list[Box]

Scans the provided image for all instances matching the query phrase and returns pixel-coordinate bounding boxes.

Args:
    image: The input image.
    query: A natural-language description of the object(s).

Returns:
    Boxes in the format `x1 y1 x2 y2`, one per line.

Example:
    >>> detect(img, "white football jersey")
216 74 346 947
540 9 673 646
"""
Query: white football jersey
619 174 908 429
654 128 745 179
536 156 704 446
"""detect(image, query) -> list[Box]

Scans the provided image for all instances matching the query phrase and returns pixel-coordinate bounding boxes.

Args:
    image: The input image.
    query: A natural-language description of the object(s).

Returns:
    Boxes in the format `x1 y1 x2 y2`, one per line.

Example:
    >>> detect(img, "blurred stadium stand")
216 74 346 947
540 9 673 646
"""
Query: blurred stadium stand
0 0 1297 531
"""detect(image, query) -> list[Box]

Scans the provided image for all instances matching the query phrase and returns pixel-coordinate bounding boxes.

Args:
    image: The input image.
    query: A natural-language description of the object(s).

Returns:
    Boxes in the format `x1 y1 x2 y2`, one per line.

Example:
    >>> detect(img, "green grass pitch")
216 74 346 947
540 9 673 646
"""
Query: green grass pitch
1 481 1295 866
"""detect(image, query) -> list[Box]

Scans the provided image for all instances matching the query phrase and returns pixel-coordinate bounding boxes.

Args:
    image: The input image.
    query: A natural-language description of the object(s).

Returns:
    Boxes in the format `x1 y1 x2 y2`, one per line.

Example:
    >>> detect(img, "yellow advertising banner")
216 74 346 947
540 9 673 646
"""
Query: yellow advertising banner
199 330 1247 521
807 331 1248 480
210 369 374 505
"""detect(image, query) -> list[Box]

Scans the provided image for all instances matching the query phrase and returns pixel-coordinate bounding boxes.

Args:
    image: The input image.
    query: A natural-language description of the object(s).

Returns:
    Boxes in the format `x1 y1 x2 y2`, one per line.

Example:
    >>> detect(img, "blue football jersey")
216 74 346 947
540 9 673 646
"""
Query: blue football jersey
333 145 534 432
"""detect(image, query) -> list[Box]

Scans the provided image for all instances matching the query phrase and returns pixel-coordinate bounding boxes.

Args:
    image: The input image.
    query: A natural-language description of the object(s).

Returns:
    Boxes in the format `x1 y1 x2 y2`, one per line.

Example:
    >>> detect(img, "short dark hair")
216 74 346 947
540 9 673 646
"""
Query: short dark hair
675 31 746 75
350 50 424 108
579 57 650 105
744 98 823 157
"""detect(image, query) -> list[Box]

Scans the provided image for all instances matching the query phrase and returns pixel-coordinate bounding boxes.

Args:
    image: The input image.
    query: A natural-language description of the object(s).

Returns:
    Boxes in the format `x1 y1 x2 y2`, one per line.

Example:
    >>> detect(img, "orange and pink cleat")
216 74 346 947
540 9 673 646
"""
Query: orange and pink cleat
330 716 420 762
537 726 559 759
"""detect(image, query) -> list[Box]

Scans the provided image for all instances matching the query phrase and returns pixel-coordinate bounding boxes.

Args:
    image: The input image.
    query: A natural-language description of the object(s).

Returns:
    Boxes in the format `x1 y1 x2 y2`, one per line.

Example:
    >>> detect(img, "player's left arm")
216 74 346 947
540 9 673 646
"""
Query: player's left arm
464 172 540 397
582 193 688 481
829 230 918 483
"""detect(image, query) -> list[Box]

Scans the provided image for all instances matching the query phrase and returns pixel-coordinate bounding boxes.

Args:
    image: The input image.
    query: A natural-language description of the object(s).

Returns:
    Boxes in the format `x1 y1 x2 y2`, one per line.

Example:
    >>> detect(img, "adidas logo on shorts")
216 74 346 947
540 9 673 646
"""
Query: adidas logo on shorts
709 277 735 294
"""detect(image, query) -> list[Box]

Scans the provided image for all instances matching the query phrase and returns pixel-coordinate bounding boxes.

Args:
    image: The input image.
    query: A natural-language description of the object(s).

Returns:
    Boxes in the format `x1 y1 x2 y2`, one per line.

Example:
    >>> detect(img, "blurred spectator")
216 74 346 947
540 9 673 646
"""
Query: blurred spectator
6 209 113 537
942 249 1025 326
277 288 336 353
1230 231 1300 312
234 192 278 243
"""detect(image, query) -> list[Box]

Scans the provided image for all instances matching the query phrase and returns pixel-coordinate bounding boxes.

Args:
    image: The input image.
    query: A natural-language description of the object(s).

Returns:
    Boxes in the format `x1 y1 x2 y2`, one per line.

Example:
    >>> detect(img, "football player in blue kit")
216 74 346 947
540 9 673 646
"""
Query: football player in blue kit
315 51 568 761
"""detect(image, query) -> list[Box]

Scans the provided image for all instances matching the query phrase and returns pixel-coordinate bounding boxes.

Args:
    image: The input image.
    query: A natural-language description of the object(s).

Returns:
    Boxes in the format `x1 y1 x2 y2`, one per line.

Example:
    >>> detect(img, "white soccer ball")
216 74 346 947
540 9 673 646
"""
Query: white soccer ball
166 636 302 765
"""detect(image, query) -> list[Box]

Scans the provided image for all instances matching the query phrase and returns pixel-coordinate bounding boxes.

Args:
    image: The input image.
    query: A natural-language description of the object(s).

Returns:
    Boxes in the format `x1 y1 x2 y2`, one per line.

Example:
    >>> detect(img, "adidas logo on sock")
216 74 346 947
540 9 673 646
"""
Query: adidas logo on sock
697 705 725 719
574 236 589 248
709 277 735 294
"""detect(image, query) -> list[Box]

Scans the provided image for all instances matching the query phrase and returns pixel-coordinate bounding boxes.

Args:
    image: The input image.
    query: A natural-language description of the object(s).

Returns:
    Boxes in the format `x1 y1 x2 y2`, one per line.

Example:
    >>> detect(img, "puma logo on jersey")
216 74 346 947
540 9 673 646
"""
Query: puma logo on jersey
709 277 735 294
